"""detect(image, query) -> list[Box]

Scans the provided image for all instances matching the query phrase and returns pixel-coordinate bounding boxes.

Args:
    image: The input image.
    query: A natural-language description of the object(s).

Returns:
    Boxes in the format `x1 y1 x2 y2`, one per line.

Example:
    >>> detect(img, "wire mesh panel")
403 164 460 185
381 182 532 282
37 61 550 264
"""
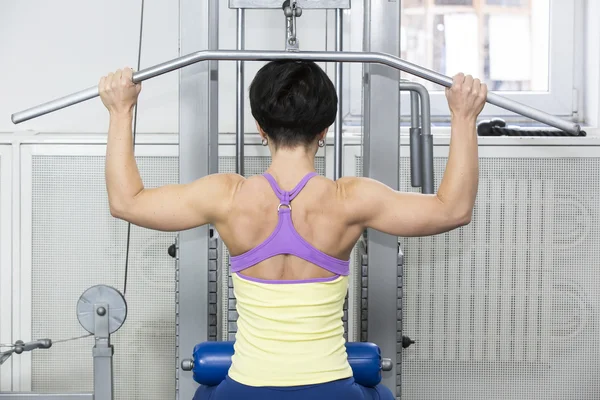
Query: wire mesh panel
397 157 600 400
355 154 600 399
30 153 178 400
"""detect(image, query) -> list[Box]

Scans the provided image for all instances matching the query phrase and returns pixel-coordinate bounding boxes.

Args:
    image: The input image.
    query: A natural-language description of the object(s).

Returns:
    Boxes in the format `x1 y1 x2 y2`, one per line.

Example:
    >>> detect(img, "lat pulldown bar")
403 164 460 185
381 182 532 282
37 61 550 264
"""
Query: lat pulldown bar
11 50 581 135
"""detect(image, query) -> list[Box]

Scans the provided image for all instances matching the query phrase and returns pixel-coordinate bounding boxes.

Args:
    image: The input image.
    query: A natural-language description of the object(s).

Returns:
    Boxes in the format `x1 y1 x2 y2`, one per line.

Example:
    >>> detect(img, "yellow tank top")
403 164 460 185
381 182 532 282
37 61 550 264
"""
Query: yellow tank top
227 273 354 387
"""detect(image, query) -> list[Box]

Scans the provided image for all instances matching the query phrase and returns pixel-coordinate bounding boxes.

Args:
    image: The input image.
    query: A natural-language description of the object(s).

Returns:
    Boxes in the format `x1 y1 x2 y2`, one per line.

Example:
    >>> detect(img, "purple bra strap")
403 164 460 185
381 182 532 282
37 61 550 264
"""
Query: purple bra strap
262 173 286 201
263 172 318 205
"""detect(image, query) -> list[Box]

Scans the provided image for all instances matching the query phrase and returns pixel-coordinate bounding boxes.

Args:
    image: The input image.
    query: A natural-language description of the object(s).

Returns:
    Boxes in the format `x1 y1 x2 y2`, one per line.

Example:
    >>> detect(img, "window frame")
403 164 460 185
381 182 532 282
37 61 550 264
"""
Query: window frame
340 0 581 123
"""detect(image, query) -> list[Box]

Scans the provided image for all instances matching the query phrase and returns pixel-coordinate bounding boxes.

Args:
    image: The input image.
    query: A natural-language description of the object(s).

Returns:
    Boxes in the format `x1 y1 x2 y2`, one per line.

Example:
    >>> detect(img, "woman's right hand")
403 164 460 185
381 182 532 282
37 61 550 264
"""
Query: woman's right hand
99 68 142 116
445 73 487 121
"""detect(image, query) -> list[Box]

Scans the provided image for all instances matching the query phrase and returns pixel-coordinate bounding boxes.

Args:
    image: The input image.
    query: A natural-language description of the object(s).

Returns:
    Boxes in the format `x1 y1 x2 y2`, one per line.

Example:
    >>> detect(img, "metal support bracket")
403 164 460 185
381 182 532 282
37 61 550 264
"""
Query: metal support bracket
283 1 302 51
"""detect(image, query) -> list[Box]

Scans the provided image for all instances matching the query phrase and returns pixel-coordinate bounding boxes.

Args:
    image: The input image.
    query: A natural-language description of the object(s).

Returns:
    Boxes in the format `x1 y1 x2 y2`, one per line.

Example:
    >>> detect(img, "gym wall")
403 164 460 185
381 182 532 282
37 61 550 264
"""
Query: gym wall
0 0 341 135
0 1 179 134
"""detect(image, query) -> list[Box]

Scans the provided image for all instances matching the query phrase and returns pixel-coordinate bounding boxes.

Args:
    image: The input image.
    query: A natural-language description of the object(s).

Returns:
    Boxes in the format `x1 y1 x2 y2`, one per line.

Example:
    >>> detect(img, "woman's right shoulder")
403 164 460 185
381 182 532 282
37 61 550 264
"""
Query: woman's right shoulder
208 173 247 190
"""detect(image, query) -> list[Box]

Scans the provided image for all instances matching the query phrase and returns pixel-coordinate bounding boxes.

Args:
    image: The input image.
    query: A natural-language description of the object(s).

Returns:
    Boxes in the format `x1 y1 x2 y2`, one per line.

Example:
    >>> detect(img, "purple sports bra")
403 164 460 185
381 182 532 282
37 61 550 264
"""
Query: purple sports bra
229 172 350 280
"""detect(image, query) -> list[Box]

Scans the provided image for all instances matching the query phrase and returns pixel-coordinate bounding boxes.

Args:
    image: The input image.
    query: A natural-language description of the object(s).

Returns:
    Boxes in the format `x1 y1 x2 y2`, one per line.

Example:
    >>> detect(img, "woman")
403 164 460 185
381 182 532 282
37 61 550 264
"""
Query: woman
99 61 486 399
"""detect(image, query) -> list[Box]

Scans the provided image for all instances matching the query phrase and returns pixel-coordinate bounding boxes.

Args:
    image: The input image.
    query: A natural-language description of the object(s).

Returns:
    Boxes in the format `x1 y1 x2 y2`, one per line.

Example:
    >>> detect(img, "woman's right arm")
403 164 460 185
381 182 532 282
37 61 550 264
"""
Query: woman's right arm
340 73 487 237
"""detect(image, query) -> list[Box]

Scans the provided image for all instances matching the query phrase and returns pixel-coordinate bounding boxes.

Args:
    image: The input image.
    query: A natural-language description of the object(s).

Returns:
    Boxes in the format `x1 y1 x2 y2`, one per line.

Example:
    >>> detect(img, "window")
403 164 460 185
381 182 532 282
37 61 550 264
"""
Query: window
342 0 579 122
401 1 553 89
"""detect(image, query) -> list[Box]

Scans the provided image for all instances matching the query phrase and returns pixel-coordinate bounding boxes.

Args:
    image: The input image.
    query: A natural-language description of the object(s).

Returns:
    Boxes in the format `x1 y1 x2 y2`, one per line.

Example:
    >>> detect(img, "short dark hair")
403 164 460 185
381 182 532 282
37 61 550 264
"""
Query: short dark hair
249 60 337 148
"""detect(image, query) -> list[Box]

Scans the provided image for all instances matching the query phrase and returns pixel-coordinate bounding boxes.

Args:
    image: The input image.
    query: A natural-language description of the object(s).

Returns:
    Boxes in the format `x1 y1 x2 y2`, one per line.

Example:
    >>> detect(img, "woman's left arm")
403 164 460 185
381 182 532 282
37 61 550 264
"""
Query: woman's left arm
101 68 242 232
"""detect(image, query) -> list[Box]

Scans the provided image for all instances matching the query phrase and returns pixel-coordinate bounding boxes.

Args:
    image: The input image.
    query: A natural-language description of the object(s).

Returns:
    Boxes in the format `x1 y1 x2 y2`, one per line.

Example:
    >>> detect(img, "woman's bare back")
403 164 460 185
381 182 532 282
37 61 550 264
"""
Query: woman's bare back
214 173 364 281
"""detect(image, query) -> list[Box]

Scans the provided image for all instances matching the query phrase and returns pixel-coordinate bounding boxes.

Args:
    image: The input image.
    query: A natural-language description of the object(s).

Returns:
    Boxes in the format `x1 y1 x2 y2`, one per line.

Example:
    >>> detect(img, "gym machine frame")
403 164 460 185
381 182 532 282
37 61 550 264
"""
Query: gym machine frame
8 1 583 399
0 285 127 400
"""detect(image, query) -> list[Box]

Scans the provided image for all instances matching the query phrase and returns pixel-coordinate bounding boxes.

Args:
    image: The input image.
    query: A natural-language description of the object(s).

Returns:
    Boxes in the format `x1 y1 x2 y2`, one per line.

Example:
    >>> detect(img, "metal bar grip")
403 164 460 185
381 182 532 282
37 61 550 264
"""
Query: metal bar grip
408 90 421 188
11 50 582 136
399 81 434 194
409 127 422 188
420 134 434 194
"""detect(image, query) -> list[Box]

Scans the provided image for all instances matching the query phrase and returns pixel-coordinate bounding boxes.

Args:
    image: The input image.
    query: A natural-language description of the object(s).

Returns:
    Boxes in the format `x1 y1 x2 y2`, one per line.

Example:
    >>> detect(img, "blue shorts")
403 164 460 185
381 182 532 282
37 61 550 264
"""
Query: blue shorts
193 376 395 400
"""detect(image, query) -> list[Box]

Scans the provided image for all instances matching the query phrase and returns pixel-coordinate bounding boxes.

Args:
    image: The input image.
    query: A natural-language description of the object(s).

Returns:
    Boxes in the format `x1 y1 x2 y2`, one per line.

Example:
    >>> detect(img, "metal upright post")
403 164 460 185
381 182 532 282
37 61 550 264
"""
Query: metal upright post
362 0 400 396
92 304 113 400
236 8 245 176
333 8 343 180
177 0 219 399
